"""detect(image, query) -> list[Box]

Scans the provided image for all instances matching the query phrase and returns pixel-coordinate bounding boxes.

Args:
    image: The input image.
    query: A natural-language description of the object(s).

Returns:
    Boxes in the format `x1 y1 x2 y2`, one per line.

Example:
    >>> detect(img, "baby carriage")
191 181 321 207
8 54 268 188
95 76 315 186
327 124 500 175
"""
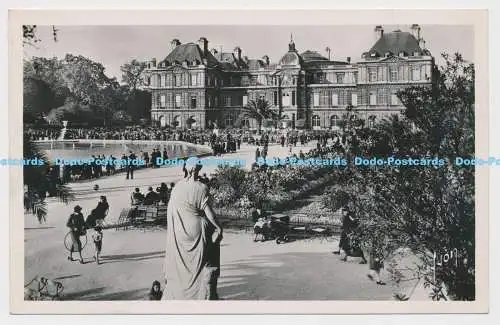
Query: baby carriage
269 214 290 244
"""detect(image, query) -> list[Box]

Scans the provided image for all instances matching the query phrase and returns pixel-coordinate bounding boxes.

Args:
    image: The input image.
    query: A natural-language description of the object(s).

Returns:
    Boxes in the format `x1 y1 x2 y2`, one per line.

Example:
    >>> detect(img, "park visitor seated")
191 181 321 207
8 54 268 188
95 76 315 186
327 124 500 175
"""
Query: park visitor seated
131 188 145 205
144 186 160 205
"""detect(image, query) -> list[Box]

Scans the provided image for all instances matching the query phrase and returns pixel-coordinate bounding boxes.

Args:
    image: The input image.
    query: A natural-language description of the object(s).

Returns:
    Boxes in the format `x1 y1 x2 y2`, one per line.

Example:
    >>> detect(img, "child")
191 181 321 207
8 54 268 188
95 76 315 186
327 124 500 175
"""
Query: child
92 223 103 265
367 250 386 285
149 280 163 300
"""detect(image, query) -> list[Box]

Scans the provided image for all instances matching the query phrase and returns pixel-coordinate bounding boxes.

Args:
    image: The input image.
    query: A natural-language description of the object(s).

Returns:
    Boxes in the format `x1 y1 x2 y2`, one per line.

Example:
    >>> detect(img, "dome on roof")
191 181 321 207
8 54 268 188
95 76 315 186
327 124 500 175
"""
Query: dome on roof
279 51 302 66
300 50 328 61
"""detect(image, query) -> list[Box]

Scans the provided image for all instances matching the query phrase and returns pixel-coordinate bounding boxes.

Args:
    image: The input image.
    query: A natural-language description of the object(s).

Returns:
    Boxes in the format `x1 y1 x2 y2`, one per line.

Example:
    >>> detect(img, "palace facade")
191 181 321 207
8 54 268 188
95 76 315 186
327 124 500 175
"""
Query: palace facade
142 25 436 130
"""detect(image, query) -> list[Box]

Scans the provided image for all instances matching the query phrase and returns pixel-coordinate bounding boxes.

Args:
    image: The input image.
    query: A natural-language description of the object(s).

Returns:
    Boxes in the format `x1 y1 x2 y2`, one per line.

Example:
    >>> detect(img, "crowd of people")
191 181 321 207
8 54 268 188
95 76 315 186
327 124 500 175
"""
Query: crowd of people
63 126 215 144
25 128 61 141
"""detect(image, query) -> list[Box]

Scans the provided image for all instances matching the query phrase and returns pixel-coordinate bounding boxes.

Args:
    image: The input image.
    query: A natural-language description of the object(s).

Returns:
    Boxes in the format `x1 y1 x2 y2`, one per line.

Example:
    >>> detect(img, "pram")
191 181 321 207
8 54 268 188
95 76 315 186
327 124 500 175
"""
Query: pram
269 214 290 244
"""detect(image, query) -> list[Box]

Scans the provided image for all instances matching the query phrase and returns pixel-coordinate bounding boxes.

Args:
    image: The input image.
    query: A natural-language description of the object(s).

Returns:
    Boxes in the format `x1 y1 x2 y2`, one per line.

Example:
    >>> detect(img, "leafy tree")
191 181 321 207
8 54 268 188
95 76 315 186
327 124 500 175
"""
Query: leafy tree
323 53 475 300
23 25 74 222
236 99 278 133
120 59 147 91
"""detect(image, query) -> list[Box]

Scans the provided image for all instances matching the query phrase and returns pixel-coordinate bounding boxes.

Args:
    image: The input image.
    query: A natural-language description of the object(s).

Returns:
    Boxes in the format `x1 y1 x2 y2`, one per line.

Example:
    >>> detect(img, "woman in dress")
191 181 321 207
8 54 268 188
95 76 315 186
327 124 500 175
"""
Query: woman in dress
163 164 223 300
66 205 86 264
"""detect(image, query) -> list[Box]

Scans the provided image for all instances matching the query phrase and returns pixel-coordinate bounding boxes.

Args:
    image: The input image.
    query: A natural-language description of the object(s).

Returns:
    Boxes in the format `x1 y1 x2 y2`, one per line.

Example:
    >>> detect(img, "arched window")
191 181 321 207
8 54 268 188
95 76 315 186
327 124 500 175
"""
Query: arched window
312 115 321 128
173 116 182 128
242 118 250 128
330 115 340 128
368 115 376 128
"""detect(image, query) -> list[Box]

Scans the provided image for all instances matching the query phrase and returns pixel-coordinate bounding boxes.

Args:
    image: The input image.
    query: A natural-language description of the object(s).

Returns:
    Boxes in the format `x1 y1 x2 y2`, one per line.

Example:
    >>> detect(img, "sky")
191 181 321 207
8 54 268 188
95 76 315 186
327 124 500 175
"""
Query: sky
24 25 475 82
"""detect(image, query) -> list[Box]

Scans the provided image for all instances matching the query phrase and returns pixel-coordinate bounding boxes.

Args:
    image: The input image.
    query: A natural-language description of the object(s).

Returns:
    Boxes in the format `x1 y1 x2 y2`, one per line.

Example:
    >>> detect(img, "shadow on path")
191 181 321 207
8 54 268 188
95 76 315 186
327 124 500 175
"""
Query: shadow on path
218 251 395 300
87 288 148 301
100 250 166 264
61 287 107 300
54 274 81 281
25 226 56 230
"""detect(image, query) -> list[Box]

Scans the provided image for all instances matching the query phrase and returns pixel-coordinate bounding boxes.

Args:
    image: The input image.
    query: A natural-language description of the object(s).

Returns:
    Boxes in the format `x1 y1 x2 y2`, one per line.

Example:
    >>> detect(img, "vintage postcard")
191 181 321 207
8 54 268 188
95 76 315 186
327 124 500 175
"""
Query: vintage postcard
9 9 488 314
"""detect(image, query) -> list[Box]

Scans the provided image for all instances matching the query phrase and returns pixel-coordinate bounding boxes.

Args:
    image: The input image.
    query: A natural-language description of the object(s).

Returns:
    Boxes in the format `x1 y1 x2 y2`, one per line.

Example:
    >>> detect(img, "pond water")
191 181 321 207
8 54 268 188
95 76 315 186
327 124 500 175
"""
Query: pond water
37 141 212 162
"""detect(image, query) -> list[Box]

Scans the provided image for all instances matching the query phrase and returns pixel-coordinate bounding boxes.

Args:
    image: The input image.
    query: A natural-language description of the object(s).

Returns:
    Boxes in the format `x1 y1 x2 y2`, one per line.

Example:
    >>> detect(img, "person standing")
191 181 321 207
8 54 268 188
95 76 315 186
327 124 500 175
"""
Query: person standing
91 222 103 265
66 205 86 264
367 249 386 285
162 164 223 300
126 151 136 179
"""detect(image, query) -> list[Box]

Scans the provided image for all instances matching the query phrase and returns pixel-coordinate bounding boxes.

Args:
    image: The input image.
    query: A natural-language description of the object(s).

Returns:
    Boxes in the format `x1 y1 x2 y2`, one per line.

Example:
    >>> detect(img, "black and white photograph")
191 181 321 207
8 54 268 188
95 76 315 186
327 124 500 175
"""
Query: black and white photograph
8 9 488 314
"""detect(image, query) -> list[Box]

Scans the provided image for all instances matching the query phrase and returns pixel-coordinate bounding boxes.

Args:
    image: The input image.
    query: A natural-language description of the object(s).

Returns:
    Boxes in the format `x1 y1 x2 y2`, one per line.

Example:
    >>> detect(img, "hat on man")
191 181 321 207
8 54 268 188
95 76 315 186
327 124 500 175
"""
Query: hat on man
74 205 82 212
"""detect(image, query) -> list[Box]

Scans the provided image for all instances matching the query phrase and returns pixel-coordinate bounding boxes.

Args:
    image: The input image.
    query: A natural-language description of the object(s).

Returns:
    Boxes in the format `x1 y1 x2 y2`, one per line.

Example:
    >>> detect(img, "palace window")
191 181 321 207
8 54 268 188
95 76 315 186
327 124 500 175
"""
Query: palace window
292 91 296 106
312 115 321 128
191 96 197 109
242 118 250 128
327 72 335 83
331 93 339 107
377 89 387 105
353 72 358 84
175 75 182 87
243 95 248 106
273 92 278 106
313 93 320 107
160 95 166 108
320 91 329 106
190 74 197 86
336 73 345 84
159 75 164 87
282 93 291 107
412 66 421 81
175 94 181 108
258 75 267 85
421 65 428 80
224 96 232 107
369 68 378 82
351 93 358 107
389 67 398 82
369 92 377 105
391 93 400 105
225 114 233 127
330 115 340 128
368 116 376 128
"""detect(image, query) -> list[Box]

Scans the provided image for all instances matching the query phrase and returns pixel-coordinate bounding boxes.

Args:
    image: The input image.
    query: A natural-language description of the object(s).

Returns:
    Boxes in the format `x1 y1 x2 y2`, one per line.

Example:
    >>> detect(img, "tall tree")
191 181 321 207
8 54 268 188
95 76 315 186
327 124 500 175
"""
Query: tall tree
323 53 475 300
23 26 74 222
120 59 147 91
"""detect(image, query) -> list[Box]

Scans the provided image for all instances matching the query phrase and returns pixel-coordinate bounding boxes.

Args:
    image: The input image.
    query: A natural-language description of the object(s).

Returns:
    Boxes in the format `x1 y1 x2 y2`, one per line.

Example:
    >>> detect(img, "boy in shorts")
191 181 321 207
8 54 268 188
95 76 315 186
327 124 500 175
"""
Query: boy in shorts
92 221 104 264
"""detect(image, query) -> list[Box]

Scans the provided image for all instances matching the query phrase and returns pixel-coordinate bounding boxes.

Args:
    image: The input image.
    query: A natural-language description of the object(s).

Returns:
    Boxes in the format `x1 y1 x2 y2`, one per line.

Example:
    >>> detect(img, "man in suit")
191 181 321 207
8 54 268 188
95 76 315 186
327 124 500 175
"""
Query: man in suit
126 151 136 179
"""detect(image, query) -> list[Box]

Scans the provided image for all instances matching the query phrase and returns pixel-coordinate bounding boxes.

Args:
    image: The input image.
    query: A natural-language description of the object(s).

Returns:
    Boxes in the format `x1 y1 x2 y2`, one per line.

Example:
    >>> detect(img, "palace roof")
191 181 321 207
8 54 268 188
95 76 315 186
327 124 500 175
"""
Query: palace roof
367 30 422 56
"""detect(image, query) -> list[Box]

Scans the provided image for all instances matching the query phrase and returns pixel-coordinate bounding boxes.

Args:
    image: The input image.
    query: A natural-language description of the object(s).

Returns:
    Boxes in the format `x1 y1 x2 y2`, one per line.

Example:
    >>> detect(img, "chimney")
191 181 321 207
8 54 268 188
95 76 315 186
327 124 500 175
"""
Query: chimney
233 46 242 61
346 57 351 63
262 55 270 66
374 25 384 40
170 39 181 50
198 37 208 57
151 58 157 68
419 38 425 49
411 24 421 40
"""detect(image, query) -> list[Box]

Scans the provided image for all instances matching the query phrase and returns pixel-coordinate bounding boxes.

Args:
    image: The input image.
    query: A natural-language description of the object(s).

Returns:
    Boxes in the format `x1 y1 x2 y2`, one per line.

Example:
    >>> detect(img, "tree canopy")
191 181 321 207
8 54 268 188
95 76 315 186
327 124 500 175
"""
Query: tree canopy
323 53 475 300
